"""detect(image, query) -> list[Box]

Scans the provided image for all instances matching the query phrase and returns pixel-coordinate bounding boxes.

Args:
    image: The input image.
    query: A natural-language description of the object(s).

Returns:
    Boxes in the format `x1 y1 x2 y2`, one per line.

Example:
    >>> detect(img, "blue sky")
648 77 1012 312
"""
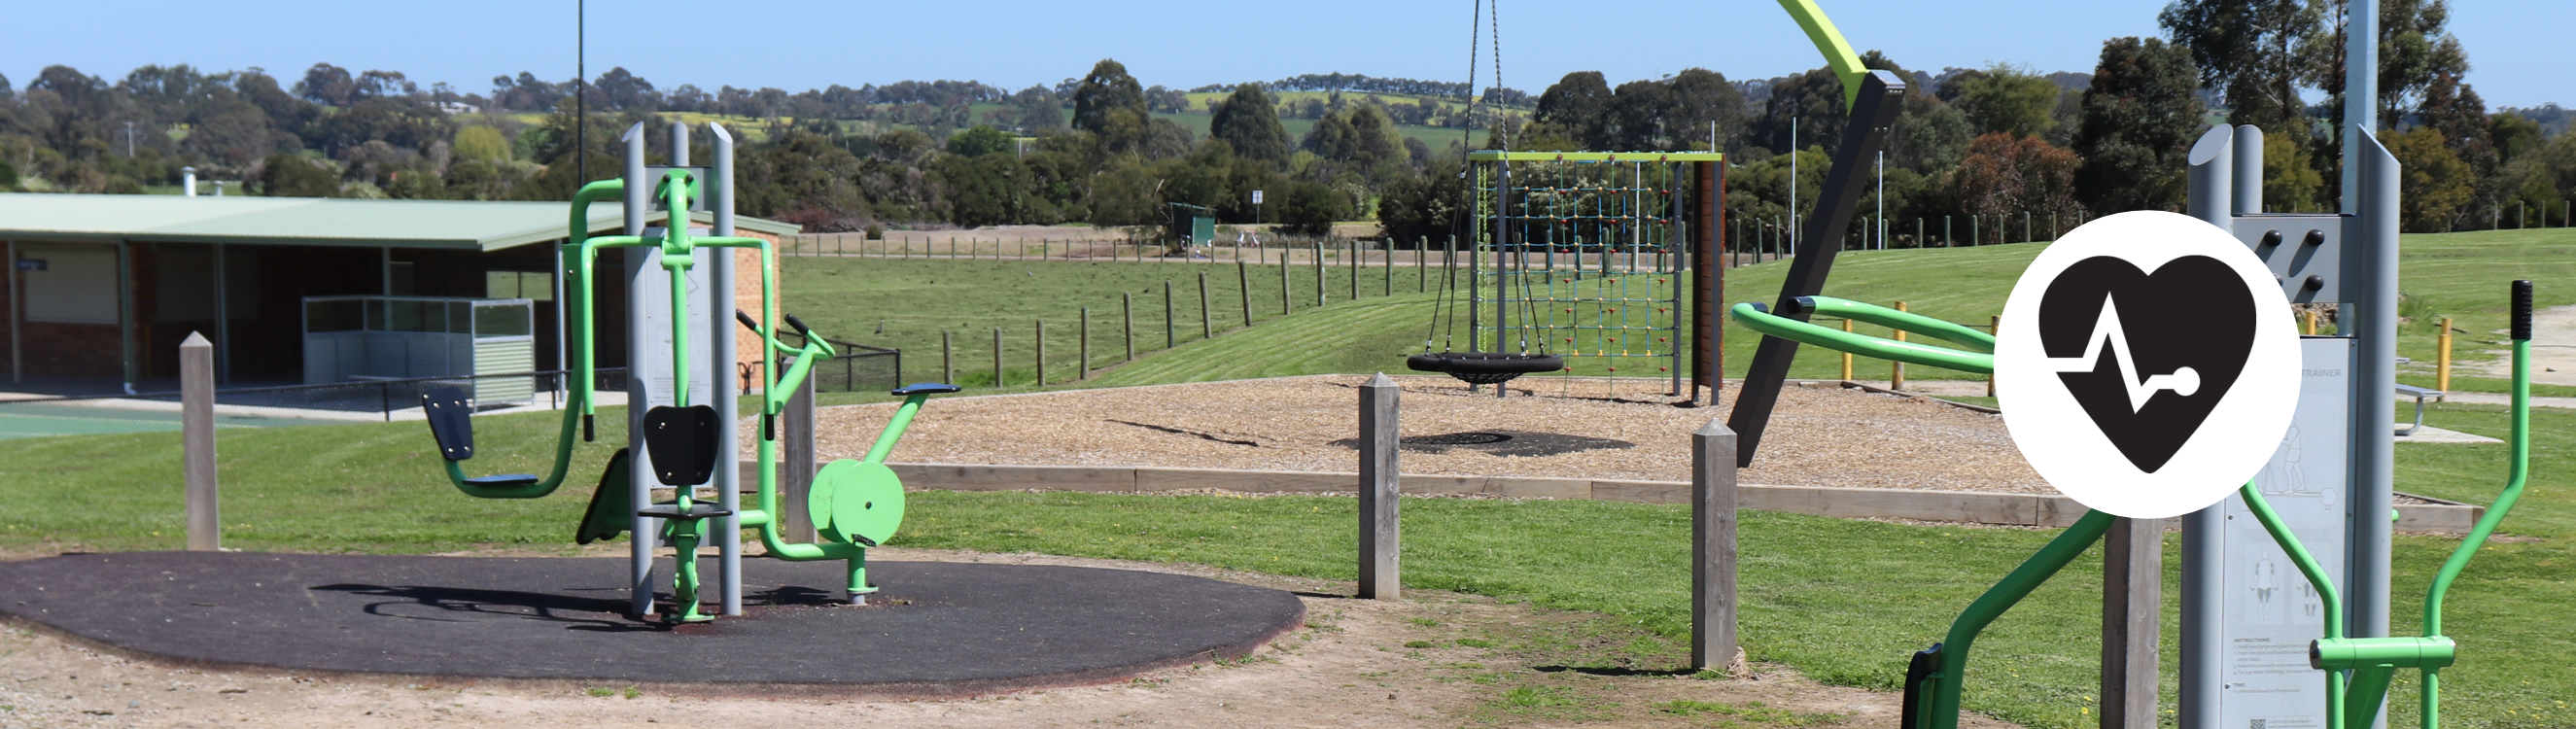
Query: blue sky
8 0 2560 109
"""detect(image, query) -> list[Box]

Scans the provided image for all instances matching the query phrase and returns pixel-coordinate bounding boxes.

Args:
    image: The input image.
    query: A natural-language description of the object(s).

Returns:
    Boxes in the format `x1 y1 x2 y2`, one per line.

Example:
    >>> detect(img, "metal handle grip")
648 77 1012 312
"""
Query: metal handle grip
783 314 816 339
735 309 761 333
2512 280 2532 341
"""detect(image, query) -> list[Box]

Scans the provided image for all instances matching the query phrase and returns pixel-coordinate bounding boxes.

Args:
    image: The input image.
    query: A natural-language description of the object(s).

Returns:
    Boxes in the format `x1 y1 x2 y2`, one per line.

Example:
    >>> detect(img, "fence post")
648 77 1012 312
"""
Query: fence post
1358 372 1401 600
992 329 1003 388
1280 249 1293 316
1891 301 1908 390
1199 271 1212 340
1238 260 1252 328
1384 238 1394 296
1164 280 1175 350
783 365 818 542
183 332 219 551
2437 317 2454 391
1080 308 1091 379
2103 516 2164 729
1313 242 1325 307
941 330 954 386
1690 419 1739 671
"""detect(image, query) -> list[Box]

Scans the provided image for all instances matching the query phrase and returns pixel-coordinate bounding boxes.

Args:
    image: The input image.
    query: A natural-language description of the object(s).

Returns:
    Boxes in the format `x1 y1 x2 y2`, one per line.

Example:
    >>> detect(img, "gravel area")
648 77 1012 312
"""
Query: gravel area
802 375 2049 494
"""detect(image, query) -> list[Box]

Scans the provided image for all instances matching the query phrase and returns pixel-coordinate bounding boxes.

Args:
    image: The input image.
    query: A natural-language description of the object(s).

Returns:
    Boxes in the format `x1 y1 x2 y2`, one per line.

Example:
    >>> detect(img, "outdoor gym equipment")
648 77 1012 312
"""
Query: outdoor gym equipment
420 122 954 622
1731 283 2538 729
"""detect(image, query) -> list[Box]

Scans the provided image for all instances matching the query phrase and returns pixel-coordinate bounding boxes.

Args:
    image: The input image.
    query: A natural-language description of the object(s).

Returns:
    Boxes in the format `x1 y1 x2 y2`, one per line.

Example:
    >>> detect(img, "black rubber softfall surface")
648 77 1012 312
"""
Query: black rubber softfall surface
0 553 1305 694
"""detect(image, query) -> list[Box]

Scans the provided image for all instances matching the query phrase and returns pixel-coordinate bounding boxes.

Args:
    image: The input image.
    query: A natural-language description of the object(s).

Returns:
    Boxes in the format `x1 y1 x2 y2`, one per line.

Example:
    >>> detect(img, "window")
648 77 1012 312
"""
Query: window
19 244 118 324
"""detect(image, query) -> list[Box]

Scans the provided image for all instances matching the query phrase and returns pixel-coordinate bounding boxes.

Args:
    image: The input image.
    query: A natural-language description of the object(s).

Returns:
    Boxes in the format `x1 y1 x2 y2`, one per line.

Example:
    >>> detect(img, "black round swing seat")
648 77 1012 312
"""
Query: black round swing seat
1407 352 1566 385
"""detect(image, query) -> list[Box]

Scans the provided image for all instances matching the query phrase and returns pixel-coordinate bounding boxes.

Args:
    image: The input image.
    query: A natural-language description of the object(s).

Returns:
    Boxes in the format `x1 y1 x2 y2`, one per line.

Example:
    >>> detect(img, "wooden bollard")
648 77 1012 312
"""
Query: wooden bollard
182 332 219 551
1839 319 1855 380
1691 419 1739 671
1358 373 1400 599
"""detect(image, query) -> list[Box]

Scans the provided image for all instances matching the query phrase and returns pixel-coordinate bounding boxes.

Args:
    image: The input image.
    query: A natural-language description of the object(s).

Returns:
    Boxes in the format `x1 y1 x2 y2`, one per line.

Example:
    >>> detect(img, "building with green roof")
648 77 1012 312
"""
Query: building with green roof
0 193 799 391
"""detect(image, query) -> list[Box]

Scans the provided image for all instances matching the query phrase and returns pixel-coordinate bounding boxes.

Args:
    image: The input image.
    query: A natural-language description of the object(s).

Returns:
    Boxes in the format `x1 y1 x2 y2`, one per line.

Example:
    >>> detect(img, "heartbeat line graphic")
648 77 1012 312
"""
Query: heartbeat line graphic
2041 297 2202 412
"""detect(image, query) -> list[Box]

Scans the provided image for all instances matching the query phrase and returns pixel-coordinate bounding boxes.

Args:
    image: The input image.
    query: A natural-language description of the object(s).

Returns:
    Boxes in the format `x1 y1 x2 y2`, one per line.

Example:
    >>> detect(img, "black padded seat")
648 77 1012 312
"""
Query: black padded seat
465 474 540 487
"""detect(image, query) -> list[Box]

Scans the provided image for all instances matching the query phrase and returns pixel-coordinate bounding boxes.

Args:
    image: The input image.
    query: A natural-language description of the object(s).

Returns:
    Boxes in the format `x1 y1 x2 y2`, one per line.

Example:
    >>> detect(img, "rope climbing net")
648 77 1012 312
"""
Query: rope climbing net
1468 151 1722 391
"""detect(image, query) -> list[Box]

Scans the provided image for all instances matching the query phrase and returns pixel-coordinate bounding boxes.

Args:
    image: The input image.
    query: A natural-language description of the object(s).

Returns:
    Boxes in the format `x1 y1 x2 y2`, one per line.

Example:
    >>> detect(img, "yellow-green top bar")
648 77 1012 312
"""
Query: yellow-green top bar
1775 0 1867 109
1468 151 1725 162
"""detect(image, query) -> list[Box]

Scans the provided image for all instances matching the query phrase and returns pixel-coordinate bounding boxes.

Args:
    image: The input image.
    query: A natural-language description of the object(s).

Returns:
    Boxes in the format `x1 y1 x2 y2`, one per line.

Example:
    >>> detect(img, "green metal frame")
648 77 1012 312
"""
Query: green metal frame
426 168 948 622
1730 289 2535 729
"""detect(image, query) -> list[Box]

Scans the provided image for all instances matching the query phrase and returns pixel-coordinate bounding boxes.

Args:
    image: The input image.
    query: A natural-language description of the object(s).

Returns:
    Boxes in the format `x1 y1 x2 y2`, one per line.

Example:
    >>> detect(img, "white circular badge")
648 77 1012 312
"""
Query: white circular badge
1995 210 2299 519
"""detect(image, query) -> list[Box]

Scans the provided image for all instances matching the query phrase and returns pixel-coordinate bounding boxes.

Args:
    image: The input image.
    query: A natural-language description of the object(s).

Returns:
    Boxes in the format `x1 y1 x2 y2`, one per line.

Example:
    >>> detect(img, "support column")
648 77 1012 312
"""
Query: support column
1691 160 1722 404
2178 123 2235 729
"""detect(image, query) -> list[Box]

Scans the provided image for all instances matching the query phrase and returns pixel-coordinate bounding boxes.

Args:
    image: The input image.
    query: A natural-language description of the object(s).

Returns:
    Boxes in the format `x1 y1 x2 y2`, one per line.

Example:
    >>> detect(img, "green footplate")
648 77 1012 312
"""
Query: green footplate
809 459 905 547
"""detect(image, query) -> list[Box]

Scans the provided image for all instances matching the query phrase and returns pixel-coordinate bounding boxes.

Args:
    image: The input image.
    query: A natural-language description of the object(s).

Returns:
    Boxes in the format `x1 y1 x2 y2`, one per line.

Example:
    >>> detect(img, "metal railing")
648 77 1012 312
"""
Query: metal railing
0 368 631 422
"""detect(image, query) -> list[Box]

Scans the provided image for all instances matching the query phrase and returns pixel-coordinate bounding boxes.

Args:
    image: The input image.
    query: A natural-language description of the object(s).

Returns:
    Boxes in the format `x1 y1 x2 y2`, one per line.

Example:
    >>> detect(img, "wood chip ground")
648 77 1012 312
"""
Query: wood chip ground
801 376 2050 494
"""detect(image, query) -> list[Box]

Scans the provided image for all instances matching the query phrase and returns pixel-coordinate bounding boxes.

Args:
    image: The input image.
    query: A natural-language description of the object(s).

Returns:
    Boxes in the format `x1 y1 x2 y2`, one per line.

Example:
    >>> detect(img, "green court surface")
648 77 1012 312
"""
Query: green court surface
0 402 340 439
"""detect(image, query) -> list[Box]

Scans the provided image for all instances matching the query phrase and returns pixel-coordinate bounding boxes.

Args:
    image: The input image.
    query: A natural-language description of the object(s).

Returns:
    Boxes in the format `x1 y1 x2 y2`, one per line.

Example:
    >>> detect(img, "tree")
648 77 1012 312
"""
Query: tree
938 152 1030 228
452 125 510 163
256 153 340 197
2159 0 2319 129
1532 72 1613 150
1376 157 1470 247
1209 84 1290 163
1277 181 1348 235
296 63 358 106
1954 65 2063 138
1071 59 1145 136
946 125 1016 157
2382 126 2471 231
2071 37 2206 214
1951 132 2082 236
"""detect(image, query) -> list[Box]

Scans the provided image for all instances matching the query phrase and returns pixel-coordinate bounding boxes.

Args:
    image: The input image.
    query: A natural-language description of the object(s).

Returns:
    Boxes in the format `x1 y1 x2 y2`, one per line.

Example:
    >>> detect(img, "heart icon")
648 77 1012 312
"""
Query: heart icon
2035 255 2258 472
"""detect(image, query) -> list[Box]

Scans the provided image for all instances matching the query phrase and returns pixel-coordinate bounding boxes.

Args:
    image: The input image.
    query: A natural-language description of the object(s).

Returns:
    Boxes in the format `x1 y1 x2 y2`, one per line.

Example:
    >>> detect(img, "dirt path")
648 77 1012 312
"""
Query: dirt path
0 547 2008 729
2473 303 2576 387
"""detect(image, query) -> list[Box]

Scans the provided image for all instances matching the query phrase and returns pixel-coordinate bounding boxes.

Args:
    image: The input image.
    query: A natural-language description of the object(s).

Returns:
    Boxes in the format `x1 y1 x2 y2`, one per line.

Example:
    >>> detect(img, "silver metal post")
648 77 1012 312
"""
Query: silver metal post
2234 125 2265 215
2343 0 2379 214
705 122 743 616
622 122 654 618
2348 131 2402 727
2178 123 2234 729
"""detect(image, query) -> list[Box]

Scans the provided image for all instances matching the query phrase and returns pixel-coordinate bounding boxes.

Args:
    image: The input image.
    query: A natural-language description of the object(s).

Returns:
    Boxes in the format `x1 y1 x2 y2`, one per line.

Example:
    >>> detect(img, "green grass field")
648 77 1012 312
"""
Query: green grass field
3 227 2573 727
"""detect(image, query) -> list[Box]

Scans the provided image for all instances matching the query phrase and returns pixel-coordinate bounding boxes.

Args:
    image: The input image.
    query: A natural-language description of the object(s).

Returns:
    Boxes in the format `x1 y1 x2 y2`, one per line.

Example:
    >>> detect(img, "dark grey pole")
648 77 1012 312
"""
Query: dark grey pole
1164 280 1175 350
1358 372 1400 599
783 364 818 542
1123 293 1134 361
1690 419 1738 671
1080 308 1091 378
1237 260 1251 328
2178 123 2234 729
182 332 219 551
1036 321 1047 385
992 329 1003 388
1280 250 1292 316
1198 272 1211 340
2102 517 2162 729
941 330 954 385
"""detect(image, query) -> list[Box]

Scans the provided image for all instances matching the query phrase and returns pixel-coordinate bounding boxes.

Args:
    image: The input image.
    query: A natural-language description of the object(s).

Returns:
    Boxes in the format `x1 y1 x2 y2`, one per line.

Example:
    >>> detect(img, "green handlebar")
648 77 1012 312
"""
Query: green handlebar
1909 509 2116 729
1730 301 1995 374
1793 296 1995 353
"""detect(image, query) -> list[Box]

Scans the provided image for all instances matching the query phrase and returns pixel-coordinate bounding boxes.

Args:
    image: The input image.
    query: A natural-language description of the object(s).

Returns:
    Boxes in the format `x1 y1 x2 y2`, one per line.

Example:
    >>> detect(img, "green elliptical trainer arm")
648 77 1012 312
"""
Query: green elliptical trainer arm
2313 280 2537 729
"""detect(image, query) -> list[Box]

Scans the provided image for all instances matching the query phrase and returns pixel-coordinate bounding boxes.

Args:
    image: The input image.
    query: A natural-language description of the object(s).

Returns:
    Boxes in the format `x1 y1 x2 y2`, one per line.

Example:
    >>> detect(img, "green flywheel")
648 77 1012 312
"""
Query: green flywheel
808 459 906 547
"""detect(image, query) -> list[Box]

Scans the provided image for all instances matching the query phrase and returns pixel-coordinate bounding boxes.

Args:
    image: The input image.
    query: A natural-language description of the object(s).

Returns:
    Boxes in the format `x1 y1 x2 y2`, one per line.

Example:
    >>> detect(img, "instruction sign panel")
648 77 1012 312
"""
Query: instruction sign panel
2218 336 2351 729
1994 211 2301 518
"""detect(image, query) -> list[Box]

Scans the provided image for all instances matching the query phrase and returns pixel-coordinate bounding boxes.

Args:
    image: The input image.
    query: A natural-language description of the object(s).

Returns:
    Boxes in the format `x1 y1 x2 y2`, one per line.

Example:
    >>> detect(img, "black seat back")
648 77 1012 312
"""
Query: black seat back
422 386 475 462
643 404 721 486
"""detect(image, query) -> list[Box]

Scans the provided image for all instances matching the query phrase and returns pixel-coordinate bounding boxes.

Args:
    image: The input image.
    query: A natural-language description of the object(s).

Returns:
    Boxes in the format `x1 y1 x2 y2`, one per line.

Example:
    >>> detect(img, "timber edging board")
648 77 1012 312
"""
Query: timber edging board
740 463 2483 533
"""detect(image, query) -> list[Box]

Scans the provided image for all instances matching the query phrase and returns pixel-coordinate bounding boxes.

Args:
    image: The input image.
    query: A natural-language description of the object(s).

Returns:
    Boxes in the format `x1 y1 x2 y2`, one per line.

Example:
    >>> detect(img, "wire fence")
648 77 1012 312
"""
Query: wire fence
800 340 904 394
0 369 630 423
